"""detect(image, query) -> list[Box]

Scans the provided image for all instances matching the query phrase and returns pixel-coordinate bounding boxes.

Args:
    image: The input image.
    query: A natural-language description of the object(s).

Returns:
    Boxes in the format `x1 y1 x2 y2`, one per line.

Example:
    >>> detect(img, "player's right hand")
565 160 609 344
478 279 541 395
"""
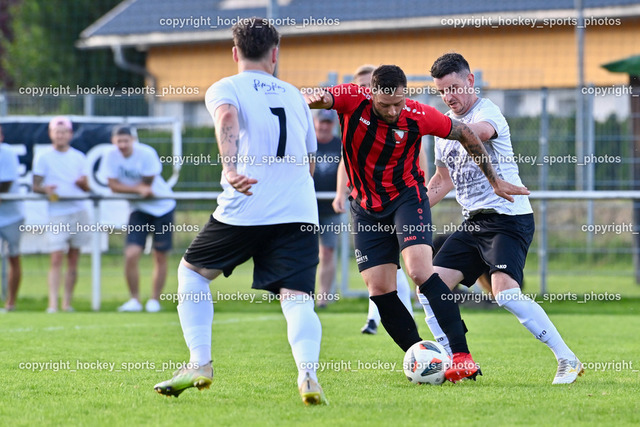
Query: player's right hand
304 90 332 109
225 169 258 196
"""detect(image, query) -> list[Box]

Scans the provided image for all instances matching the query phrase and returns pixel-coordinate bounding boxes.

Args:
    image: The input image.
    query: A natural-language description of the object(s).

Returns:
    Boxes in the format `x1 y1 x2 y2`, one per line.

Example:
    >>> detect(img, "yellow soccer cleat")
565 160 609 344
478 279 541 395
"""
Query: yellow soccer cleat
299 373 328 406
154 362 213 397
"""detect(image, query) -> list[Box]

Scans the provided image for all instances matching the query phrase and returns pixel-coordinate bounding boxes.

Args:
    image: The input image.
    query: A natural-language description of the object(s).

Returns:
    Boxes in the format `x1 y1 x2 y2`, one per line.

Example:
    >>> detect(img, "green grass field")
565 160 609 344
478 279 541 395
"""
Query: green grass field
2 303 639 425
2 255 640 425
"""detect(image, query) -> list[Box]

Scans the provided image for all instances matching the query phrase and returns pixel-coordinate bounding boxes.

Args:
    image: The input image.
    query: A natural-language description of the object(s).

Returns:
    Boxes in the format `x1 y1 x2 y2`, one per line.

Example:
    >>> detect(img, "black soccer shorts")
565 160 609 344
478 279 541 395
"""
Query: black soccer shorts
125 209 174 252
433 212 535 287
183 216 319 294
350 185 433 272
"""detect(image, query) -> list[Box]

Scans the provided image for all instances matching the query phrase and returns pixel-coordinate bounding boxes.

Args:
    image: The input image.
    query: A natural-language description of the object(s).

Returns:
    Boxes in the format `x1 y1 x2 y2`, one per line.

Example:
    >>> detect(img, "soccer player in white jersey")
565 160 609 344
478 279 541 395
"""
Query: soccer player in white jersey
422 52 583 384
33 116 91 313
102 126 177 313
154 18 327 405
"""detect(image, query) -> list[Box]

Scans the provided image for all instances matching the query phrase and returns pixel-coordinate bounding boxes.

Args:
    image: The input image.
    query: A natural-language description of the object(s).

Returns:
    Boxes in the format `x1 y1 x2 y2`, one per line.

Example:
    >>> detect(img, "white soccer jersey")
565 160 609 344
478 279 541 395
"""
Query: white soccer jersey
32 146 90 216
0 143 24 227
102 143 176 217
434 98 532 218
205 70 318 226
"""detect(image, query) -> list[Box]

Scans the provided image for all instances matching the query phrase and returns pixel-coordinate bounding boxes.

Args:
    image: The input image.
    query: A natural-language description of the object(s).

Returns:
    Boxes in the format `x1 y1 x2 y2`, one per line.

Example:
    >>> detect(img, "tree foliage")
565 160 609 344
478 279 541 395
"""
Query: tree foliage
1 0 145 90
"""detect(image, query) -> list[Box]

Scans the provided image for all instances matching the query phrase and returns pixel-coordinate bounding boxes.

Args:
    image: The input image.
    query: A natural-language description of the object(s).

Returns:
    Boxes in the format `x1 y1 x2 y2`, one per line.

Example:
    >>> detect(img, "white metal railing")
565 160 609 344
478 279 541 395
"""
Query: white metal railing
1 190 638 309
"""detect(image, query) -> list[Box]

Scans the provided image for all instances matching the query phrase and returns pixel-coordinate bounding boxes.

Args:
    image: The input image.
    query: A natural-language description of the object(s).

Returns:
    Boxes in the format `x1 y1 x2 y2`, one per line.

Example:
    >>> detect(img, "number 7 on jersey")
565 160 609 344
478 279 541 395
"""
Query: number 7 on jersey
269 107 287 158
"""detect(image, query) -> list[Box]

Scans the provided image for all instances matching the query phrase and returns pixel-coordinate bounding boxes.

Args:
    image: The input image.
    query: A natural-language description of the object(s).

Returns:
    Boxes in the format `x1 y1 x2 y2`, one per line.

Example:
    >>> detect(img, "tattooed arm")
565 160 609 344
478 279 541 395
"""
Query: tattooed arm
448 119 498 184
426 166 455 207
448 119 529 202
215 104 257 196
33 175 56 196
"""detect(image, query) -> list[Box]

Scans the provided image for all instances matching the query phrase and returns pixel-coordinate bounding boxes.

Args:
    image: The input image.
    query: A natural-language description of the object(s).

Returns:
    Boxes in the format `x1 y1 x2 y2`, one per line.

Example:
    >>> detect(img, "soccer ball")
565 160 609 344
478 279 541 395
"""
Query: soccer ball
403 340 451 385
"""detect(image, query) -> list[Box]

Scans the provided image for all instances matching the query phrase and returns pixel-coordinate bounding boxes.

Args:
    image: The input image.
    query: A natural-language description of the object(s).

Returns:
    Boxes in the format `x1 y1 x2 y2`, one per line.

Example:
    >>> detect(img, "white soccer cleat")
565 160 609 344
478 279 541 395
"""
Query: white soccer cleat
145 299 161 312
552 356 584 384
117 298 143 312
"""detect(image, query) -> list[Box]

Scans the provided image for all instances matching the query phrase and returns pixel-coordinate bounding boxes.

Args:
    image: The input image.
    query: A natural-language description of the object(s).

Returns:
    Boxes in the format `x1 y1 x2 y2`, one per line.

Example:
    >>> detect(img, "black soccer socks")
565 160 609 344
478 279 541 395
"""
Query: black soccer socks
419 273 470 354
370 291 421 352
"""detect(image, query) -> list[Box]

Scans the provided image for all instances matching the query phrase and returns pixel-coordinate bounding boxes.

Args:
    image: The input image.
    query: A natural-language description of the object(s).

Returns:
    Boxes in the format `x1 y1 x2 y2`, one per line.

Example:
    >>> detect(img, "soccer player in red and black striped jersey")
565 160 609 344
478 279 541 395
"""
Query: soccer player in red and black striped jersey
306 65 529 382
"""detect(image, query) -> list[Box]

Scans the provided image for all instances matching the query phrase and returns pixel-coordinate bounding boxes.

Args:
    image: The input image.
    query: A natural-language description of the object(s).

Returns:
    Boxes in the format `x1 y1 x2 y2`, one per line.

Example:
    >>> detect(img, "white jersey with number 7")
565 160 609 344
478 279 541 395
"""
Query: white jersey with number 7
205 70 318 226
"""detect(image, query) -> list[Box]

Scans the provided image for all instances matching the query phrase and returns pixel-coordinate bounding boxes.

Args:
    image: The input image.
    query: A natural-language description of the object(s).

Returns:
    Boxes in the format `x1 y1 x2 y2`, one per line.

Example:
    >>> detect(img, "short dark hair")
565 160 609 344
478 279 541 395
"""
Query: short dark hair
232 17 280 61
371 65 407 94
112 125 137 138
430 53 471 79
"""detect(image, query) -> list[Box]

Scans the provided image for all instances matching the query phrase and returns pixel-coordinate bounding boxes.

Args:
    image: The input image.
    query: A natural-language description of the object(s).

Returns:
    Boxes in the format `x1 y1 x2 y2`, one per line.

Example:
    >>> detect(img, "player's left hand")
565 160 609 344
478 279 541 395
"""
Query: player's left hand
492 179 530 203
225 169 258 196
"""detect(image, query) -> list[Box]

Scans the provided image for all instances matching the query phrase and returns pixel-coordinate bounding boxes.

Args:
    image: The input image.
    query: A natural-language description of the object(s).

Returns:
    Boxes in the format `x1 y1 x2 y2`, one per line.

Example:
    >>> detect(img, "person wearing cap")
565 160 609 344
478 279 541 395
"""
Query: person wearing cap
312 109 342 308
33 116 91 313
101 125 176 313
0 125 25 311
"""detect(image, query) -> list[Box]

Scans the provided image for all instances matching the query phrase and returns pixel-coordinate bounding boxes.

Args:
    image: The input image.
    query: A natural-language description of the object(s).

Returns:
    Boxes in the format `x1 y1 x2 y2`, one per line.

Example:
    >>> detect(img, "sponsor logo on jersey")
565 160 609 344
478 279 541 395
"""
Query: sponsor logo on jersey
360 117 370 126
495 264 507 269
253 79 285 94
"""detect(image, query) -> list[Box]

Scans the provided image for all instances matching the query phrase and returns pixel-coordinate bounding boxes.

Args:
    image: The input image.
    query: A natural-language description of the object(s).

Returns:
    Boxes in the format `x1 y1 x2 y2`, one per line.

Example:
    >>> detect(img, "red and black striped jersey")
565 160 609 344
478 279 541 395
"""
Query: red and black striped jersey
327 83 452 212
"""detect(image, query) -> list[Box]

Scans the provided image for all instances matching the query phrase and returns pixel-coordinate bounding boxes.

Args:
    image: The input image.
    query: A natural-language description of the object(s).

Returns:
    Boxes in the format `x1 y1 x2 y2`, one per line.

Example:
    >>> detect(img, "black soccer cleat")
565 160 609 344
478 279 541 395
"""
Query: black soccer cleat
360 319 378 335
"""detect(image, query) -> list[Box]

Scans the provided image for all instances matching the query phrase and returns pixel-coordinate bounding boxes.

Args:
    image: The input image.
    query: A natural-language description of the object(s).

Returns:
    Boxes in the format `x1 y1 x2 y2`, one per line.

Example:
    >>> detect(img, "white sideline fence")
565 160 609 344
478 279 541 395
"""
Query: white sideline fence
1 190 639 310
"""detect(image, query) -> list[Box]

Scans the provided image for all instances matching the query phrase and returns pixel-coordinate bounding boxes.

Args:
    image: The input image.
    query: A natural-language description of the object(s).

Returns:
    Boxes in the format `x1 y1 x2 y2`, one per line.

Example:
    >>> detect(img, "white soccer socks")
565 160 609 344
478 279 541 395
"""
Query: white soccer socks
177 263 213 367
417 286 451 355
281 294 322 387
396 269 414 314
495 288 574 360
367 299 382 325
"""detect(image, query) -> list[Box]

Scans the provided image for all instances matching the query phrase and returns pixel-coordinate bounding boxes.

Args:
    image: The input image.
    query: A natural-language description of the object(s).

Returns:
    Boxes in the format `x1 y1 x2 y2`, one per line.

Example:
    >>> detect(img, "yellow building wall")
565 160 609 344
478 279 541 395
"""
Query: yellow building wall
146 18 640 101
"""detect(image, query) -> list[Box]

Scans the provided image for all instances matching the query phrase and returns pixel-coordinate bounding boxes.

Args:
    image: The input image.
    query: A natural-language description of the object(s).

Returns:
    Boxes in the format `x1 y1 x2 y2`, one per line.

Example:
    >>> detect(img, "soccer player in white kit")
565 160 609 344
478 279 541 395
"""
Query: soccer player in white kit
155 17 327 404
421 53 583 384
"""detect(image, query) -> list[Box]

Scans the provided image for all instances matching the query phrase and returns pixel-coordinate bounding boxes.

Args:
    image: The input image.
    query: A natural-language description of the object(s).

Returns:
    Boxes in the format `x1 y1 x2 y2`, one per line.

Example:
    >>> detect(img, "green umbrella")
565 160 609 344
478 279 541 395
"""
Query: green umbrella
602 55 640 75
